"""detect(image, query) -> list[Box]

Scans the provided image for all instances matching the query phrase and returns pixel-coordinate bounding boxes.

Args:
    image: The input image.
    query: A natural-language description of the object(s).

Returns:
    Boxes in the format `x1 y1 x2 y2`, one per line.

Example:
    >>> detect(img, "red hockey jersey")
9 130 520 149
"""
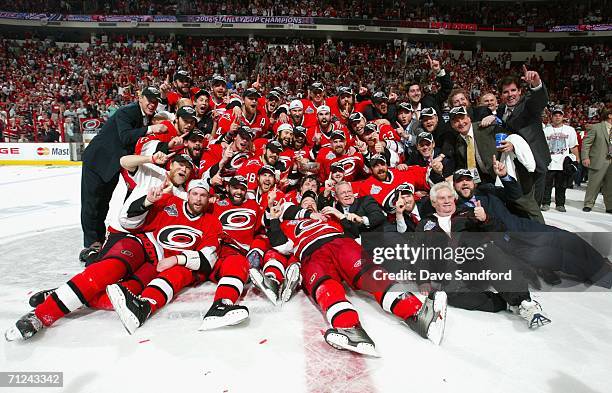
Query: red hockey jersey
357 167 430 214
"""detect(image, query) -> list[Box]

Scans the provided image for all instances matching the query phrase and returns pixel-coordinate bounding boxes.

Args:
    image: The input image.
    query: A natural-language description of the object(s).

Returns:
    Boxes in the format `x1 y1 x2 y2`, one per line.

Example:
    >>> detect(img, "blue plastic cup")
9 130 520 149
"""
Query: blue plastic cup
495 133 508 148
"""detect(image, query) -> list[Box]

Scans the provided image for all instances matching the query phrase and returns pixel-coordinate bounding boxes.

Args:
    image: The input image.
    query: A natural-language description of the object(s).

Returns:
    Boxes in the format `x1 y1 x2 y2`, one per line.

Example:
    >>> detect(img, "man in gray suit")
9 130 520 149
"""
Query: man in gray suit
582 107 612 213
496 66 550 207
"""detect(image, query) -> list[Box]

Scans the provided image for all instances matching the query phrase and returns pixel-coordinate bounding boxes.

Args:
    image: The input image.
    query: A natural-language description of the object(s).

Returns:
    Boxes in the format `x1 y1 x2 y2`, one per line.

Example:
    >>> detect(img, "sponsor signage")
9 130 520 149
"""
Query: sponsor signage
0 143 71 161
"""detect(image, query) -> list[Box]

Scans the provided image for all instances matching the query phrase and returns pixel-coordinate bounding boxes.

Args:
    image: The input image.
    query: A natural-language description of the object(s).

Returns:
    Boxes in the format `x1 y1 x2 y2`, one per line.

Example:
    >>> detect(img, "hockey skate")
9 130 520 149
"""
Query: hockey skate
510 300 551 329
28 288 57 307
279 262 301 304
106 284 151 335
405 290 447 345
198 299 249 331
5 311 43 341
324 324 379 357
249 268 280 305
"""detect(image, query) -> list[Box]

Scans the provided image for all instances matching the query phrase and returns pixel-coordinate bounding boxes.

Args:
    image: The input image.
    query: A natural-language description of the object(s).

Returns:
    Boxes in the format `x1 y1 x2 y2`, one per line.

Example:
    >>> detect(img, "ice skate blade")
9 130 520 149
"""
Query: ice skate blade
528 314 551 329
198 309 249 331
249 268 279 306
324 332 380 357
280 264 301 304
106 285 139 335
427 291 447 345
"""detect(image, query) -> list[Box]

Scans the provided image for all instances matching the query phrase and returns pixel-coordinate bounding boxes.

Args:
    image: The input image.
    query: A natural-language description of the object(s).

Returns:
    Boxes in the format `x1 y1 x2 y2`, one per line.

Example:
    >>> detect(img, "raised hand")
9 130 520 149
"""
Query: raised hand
521 65 541 88
492 155 507 177
159 75 171 98
431 154 445 174
168 131 190 150
146 182 165 204
252 74 261 90
427 54 441 73
151 151 176 165
395 198 406 214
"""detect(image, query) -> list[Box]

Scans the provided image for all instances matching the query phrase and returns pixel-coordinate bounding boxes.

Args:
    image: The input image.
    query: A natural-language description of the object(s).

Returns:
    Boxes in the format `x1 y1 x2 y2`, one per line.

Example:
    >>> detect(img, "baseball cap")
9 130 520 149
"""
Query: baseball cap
398 102 414 113
258 165 276 176
453 168 474 182
172 153 195 169
276 123 293 134
187 179 209 193
448 106 468 119
237 126 255 140
176 106 197 121
370 154 387 166
188 129 206 140
193 88 210 100
317 105 331 114
267 90 282 101
310 82 324 92
289 100 303 110
293 126 307 136
174 70 192 82
266 140 283 153
363 123 378 135
229 175 248 189
243 87 261 98
372 91 388 103
211 75 227 86
301 190 318 202
349 112 365 123
338 86 353 96
421 107 438 118
396 182 415 195
551 105 564 115
417 132 434 144
330 162 344 173
330 130 346 140
142 86 161 101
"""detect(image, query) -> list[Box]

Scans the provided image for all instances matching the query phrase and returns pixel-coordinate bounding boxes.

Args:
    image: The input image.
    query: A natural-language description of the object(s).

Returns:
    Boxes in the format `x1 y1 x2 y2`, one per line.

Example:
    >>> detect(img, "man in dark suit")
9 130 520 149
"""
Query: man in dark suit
80 87 166 261
394 182 434 233
447 106 497 183
496 66 550 206
320 182 386 239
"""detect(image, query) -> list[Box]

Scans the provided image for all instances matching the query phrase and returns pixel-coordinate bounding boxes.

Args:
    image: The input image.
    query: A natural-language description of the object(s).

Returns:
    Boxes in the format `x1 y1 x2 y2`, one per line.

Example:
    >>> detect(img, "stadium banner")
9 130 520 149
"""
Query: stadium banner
0 143 76 165
185 15 314 24
65 14 177 22
550 24 612 32
80 118 105 143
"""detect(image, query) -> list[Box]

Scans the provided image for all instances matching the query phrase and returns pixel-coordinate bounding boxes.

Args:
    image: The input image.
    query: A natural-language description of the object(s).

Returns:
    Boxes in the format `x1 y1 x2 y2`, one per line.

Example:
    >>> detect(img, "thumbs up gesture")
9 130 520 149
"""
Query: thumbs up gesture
473 200 487 222
431 154 444 174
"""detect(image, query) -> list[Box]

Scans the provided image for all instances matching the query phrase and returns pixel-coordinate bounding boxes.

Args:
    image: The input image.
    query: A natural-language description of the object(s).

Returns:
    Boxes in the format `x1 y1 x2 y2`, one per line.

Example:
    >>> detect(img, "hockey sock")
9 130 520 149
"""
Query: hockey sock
35 258 127 326
262 258 286 283
141 265 194 314
214 255 248 303
315 279 360 329
374 283 422 320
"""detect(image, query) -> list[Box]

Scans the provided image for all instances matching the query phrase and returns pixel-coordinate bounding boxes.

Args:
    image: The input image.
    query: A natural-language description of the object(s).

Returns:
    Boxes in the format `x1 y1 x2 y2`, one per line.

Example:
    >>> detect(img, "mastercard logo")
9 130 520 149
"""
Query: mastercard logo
37 147 50 156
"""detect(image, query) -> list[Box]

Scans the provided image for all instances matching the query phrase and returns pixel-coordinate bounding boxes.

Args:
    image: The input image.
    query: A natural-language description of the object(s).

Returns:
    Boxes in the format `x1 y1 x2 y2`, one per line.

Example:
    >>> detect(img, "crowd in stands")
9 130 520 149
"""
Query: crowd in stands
0 35 609 142
0 0 609 28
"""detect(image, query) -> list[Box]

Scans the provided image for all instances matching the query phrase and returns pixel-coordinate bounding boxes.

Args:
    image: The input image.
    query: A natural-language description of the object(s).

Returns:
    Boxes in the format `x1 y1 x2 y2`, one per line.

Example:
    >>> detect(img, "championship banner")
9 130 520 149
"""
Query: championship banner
80 118 105 143
186 15 314 24
0 142 73 164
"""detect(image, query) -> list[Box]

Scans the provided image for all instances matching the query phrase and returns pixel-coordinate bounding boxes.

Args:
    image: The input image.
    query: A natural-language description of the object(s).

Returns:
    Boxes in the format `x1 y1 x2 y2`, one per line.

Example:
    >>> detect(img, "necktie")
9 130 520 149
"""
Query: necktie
466 135 476 169
608 126 612 159
410 213 419 225
503 106 513 122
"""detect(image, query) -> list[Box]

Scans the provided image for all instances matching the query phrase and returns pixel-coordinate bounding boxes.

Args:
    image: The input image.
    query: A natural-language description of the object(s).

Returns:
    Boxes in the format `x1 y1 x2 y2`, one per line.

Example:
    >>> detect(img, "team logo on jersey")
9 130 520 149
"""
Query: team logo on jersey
278 155 292 167
293 219 322 237
230 152 249 169
218 208 257 231
335 157 357 177
120 250 134 257
424 221 437 231
164 204 178 217
370 185 382 195
216 200 229 206
305 107 315 114
157 225 203 251
353 259 362 268
381 190 398 214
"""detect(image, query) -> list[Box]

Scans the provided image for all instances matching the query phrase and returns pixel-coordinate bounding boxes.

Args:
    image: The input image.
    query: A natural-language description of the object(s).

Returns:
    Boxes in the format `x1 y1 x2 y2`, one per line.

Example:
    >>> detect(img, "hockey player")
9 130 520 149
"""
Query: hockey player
266 192 448 355
216 88 270 140
306 105 351 151
106 179 250 334
315 130 367 182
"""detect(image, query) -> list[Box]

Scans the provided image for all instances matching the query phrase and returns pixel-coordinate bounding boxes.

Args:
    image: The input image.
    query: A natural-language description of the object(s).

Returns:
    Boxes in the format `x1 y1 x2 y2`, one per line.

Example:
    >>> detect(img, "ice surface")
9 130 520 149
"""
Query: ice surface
1 166 611 393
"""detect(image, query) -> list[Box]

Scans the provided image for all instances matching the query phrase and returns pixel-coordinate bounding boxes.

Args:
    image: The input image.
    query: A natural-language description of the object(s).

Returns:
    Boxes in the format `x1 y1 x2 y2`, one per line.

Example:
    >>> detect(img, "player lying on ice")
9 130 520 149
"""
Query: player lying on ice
5 179 250 341
264 190 448 356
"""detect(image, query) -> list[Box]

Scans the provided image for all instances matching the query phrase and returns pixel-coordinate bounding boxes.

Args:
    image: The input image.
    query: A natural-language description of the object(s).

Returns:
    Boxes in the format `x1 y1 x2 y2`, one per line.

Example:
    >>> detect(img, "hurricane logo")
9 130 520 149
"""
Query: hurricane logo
83 119 101 130
231 152 250 169
218 208 256 231
293 219 336 238
157 225 203 251
278 155 292 168
334 157 357 177
381 189 398 214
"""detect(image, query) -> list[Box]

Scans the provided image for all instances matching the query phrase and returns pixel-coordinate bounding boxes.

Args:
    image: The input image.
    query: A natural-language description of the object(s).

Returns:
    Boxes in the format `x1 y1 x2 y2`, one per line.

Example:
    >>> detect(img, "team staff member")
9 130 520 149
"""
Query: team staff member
80 87 166 262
